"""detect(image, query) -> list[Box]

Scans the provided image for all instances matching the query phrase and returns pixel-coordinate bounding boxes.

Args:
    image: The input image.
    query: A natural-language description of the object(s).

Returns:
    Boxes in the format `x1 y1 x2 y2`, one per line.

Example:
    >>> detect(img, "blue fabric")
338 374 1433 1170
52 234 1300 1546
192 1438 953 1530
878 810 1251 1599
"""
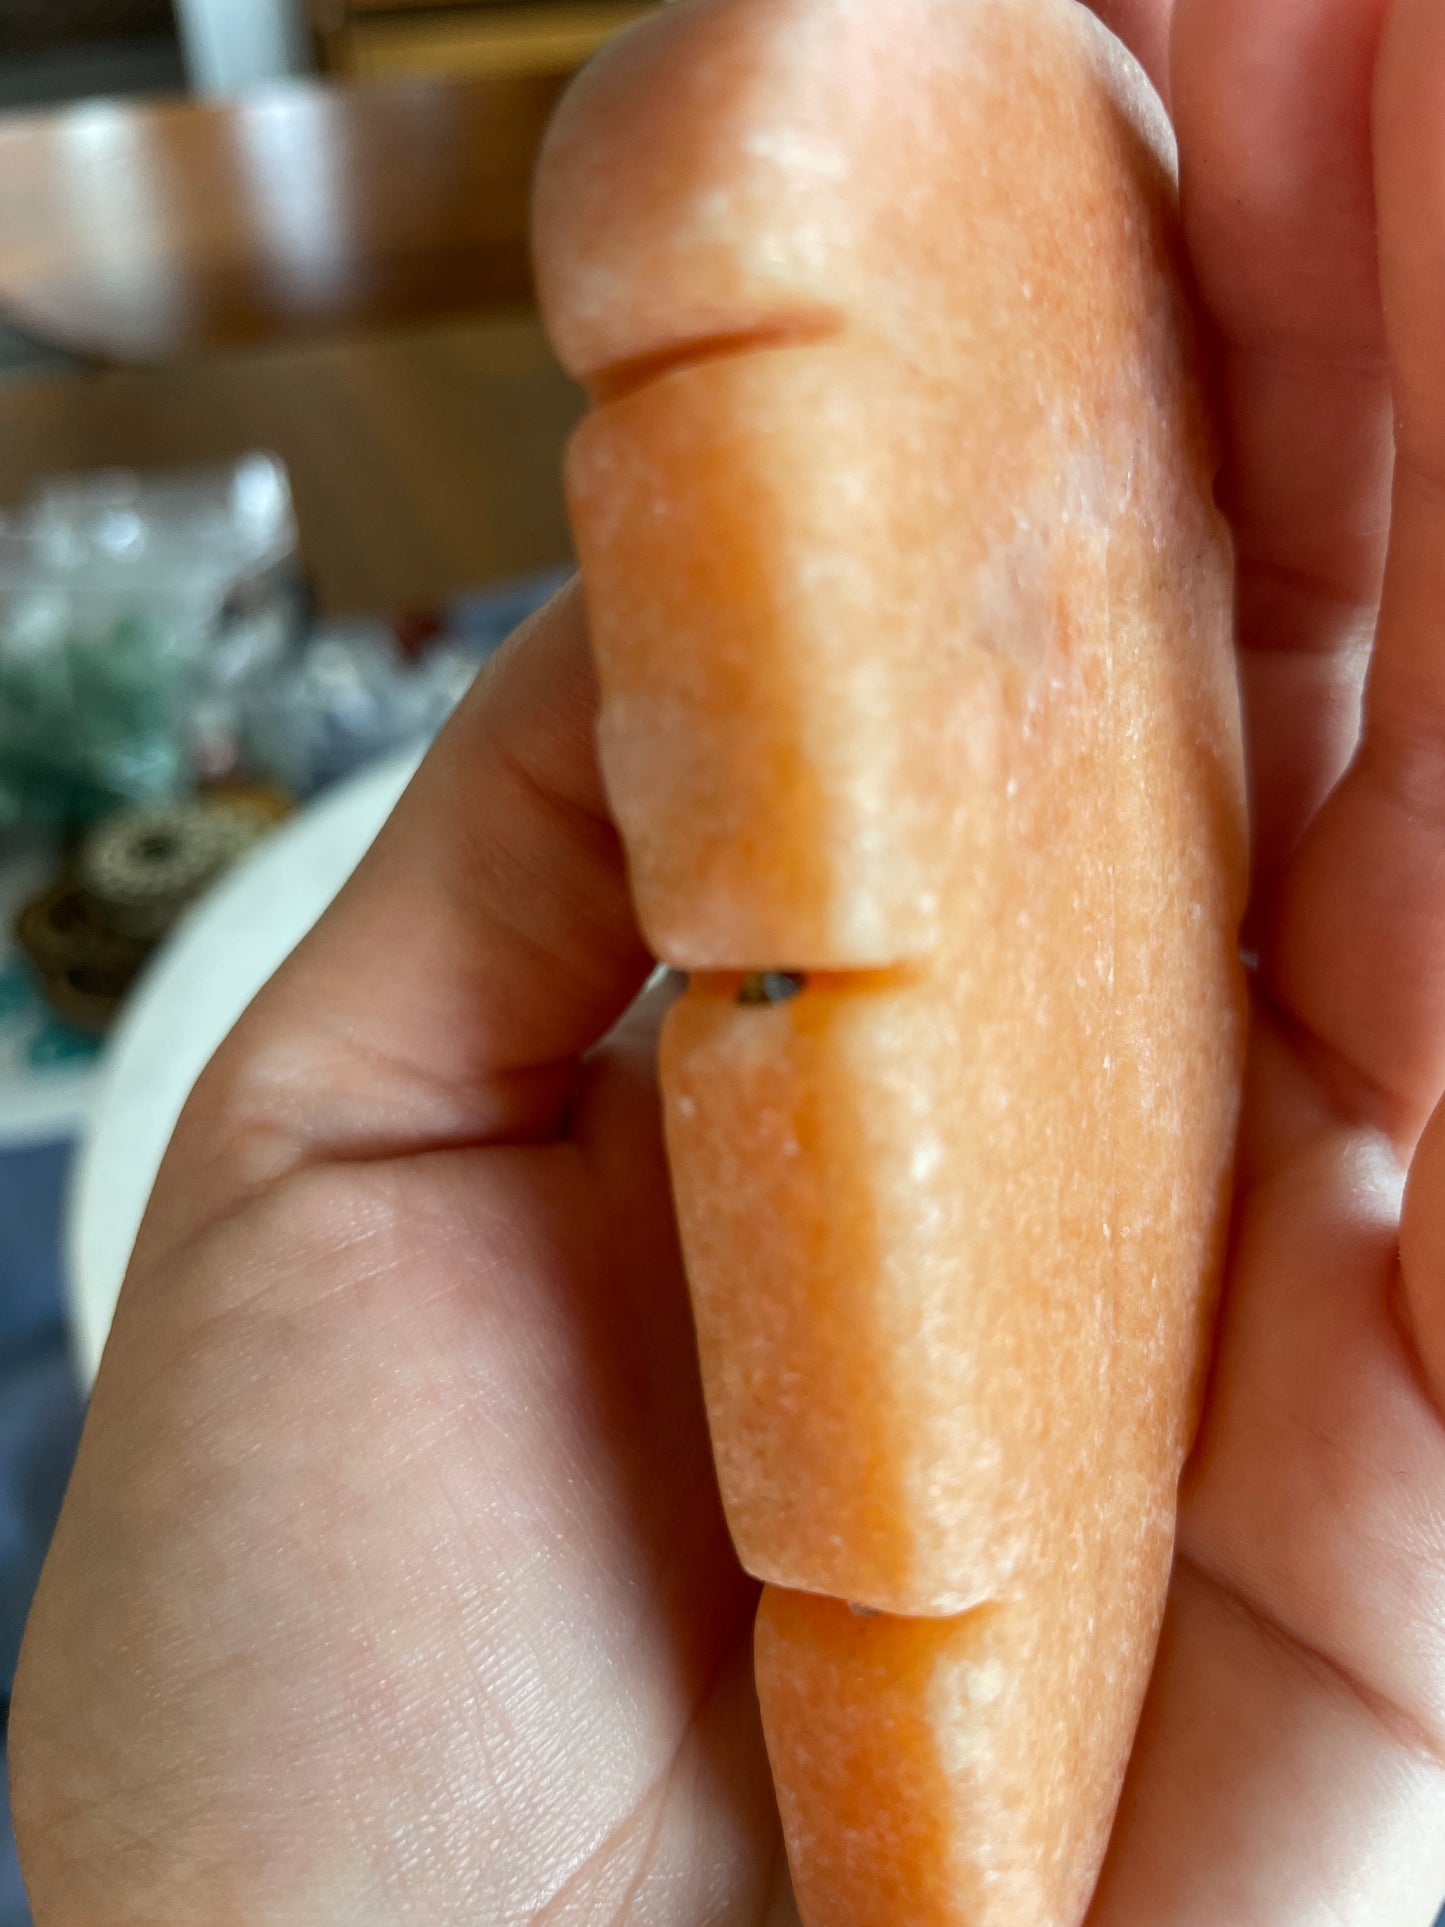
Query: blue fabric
0 1767 26 1927
0 1138 85 1927
0 1141 82 1701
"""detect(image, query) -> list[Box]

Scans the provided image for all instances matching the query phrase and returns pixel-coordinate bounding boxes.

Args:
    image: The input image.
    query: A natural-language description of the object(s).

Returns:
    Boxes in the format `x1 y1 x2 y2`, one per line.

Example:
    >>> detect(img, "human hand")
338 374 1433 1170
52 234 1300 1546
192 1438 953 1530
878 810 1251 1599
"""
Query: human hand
12 0 1445 1921
1080 0 1445 1917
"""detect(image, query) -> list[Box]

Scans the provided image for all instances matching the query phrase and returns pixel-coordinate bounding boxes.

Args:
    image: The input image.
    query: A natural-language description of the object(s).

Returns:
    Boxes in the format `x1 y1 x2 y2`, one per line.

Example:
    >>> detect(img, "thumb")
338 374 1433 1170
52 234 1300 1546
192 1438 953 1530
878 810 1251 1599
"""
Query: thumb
141 580 651 1263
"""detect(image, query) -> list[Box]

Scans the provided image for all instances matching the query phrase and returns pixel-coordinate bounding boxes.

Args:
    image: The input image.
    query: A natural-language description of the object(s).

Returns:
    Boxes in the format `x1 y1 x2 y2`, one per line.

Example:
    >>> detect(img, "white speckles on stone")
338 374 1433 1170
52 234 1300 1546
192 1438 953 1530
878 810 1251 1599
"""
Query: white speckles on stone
743 129 851 182
910 1135 944 1183
913 1197 946 1237
971 1659 1006 1707
936 1672 984 1776
934 1651 1008 1779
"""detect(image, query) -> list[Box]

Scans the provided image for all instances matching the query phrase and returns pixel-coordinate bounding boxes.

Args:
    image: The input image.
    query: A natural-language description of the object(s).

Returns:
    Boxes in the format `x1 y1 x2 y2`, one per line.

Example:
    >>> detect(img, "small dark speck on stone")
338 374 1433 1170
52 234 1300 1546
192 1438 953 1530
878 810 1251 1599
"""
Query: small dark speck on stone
738 971 807 1006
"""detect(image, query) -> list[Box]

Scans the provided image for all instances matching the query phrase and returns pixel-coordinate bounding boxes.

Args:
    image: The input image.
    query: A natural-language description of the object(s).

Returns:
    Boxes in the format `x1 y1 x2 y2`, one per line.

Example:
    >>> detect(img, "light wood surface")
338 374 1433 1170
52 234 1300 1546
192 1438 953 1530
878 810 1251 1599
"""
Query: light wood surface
0 75 566 363
343 0 558 11
329 2 655 82
0 316 582 613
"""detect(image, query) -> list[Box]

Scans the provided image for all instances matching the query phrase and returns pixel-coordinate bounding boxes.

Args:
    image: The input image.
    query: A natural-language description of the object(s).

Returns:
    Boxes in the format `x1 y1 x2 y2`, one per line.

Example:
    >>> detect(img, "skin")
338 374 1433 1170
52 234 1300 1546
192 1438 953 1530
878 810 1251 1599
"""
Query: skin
10 0 1445 1917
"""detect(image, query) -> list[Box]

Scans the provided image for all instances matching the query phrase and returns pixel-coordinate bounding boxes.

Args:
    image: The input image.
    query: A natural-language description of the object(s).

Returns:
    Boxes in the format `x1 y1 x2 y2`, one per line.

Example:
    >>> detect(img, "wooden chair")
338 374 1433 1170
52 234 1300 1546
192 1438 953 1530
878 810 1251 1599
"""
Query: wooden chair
314 1 657 84
0 71 595 609
0 74 567 362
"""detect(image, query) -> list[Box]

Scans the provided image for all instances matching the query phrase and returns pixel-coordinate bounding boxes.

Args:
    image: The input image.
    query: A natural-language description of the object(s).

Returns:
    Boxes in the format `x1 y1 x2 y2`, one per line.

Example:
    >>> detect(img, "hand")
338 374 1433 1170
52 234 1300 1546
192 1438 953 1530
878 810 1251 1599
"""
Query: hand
11 0 1445 1920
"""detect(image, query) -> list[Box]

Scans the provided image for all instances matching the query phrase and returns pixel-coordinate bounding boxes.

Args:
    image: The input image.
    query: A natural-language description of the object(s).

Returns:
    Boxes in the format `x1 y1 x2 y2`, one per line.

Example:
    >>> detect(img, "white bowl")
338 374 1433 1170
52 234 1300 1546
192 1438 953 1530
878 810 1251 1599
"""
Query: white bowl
67 747 422 1386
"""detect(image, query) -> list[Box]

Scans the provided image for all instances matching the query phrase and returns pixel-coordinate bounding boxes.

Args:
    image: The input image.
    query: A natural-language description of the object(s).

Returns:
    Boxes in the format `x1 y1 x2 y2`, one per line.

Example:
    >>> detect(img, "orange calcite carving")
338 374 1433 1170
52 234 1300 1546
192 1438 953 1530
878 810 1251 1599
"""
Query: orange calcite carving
755 1570 1169 1927
536 0 1246 1919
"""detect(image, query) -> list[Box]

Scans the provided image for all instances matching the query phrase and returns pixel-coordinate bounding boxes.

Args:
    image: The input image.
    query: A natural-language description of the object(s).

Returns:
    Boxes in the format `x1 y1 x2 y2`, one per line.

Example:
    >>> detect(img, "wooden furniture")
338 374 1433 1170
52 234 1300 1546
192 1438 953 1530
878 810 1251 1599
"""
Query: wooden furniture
315 1 657 84
0 316 582 613
0 73 591 610
0 75 568 362
0 0 175 55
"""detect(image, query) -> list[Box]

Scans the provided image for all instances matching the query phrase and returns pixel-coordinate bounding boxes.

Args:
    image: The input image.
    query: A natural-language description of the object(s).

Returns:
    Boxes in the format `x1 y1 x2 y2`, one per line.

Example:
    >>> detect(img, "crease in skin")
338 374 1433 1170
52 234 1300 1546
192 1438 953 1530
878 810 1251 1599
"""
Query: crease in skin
584 312 844 406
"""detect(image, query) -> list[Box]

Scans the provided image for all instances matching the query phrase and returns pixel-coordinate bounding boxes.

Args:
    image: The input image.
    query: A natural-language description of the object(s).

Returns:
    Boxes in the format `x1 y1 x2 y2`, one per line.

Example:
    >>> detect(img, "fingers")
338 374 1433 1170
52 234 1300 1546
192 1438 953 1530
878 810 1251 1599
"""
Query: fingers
1269 0 1445 1142
1091 1132 1445 1923
1090 1561 1445 1924
148 584 651 1236
1171 0 1393 903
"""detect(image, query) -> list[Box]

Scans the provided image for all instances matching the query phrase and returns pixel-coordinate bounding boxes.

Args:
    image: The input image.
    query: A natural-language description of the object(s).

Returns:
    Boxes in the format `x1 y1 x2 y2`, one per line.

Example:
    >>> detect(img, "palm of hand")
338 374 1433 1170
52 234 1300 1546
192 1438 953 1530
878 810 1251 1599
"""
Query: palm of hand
12 1 1445 1922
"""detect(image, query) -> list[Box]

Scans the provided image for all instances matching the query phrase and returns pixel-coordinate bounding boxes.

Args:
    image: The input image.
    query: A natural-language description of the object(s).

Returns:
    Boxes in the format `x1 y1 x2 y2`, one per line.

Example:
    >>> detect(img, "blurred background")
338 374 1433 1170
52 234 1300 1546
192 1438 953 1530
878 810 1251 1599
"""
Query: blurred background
0 6 660 1917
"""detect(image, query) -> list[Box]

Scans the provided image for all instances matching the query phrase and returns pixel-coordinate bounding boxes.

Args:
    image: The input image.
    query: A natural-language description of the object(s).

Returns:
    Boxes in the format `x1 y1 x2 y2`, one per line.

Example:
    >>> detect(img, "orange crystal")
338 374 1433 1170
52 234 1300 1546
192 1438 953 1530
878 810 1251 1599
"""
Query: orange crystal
536 0 1247 1917
755 1567 1170 1927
